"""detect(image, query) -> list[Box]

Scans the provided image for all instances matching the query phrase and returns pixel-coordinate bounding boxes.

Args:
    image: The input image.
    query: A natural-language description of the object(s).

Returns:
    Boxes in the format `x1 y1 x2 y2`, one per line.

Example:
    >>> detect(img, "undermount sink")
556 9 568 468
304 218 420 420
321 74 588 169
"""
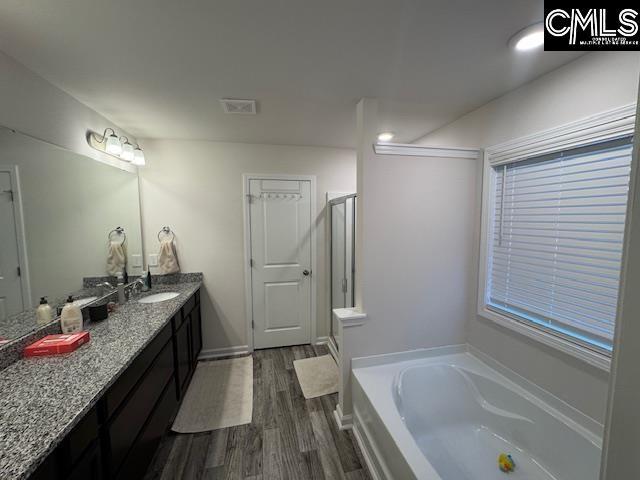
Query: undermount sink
138 292 180 304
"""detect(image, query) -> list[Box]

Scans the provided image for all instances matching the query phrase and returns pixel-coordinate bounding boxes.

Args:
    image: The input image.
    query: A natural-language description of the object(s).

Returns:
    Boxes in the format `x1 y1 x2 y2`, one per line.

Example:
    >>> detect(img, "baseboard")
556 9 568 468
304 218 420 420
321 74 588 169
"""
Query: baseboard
352 410 386 480
314 336 328 345
198 345 250 360
332 404 353 431
327 337 339 364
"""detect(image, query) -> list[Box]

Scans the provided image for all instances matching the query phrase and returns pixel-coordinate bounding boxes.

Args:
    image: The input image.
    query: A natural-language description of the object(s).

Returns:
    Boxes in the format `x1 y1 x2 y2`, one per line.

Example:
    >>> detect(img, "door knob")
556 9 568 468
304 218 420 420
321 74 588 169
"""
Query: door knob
303 269 311 276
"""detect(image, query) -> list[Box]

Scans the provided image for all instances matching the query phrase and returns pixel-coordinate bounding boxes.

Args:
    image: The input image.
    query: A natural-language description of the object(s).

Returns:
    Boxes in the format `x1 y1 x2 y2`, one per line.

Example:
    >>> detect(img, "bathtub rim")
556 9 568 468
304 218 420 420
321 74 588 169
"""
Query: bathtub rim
351 344 604 480
352 343 603 438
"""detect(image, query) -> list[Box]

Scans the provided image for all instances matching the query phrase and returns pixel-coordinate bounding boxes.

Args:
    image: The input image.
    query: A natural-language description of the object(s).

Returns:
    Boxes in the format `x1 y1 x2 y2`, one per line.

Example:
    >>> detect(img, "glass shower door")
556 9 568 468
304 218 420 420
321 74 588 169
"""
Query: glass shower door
330 194 356 352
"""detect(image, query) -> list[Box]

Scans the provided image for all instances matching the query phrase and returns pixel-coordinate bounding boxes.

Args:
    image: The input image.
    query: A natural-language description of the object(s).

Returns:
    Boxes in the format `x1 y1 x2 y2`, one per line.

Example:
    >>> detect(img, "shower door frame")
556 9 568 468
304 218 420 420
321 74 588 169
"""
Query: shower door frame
328 193 356 358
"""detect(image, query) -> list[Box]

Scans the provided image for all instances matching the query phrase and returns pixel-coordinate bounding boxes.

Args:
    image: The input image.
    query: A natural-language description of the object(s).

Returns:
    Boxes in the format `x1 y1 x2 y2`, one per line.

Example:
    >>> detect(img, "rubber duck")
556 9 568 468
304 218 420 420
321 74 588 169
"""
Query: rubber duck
498 453 515 473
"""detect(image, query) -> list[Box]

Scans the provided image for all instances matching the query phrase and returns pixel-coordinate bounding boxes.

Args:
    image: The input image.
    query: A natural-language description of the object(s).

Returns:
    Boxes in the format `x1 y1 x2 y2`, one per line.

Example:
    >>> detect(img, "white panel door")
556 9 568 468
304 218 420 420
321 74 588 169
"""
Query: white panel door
250 179 312 349
0 171 24 321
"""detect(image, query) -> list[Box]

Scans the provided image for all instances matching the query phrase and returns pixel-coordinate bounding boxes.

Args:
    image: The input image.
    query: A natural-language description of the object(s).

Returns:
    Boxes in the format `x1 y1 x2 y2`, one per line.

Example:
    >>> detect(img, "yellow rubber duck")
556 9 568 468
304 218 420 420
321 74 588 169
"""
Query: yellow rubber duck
498 453 515 473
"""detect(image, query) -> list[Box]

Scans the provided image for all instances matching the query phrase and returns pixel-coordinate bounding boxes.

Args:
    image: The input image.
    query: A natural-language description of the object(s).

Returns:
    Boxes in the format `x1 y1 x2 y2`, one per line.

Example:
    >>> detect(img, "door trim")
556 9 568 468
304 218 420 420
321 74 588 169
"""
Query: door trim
242 173 317 352
0 165 32 309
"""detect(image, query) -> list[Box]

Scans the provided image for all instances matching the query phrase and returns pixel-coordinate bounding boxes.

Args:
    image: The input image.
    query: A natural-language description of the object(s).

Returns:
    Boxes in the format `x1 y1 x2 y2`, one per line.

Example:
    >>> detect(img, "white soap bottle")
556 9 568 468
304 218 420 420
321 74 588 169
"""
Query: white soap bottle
36 296 53 326
60 296 83 334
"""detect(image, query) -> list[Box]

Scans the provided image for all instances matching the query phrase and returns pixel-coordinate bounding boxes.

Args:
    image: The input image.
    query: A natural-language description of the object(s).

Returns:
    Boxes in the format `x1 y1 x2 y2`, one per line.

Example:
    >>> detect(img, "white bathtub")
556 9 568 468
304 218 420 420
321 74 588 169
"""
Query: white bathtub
351 348 602 480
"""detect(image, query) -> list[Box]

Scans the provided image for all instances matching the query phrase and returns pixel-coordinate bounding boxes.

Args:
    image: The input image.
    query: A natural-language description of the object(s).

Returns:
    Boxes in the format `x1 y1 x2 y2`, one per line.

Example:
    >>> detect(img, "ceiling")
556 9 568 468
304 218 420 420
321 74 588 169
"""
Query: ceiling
0 0 582 148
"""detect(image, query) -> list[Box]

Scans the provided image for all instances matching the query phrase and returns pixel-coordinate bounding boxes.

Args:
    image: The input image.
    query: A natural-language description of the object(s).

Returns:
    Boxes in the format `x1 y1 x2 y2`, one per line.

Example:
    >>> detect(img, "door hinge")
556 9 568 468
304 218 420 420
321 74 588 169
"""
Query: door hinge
250 258 254 268
252 320 255 329
342 278 347 293
2 190 13 202
17 266 21 277
246 194 254 204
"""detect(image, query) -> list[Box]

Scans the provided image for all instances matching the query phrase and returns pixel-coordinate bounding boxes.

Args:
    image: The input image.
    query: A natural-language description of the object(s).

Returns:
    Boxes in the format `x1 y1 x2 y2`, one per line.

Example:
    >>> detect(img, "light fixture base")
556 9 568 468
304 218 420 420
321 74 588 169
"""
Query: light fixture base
87 130 144 166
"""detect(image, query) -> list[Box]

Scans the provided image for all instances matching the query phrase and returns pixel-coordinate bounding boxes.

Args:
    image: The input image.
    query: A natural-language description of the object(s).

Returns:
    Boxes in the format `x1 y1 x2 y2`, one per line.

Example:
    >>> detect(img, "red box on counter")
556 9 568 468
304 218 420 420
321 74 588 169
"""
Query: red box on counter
23 332 91 357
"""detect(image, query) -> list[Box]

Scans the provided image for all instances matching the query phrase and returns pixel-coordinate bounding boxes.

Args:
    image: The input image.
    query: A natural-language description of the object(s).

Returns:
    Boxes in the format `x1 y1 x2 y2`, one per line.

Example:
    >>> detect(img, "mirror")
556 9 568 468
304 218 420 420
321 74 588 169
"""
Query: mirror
0 127 143 344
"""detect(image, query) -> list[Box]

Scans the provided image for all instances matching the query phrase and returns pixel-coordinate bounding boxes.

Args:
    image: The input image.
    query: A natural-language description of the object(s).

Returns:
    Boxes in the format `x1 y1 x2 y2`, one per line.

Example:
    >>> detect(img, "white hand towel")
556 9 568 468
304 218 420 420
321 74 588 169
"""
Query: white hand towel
158 239 180 274
106 241 127 276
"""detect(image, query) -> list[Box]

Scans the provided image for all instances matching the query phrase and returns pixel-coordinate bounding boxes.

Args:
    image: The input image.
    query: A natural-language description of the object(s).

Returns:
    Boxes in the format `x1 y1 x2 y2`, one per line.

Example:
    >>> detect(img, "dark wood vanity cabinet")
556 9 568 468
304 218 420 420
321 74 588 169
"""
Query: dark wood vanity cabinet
190 307 202 368
30 288 201 480
175 317 192 396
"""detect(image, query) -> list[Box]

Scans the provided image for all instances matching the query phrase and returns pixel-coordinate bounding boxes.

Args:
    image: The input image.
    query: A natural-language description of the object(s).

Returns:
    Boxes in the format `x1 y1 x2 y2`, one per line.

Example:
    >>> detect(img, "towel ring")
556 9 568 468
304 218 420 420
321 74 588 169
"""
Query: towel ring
108 227 126 245
158 226 175 242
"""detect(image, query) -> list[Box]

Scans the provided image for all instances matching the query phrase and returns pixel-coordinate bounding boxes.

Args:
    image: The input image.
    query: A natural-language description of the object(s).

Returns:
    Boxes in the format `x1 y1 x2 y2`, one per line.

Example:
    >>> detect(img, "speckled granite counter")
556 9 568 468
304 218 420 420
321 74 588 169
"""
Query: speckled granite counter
0 286 105 345
0 280 202 480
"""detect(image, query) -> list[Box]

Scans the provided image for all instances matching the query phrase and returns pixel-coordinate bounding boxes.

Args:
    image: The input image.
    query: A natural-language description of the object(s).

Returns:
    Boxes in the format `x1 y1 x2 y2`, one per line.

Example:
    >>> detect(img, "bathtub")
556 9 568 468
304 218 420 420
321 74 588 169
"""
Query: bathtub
351 348 602 480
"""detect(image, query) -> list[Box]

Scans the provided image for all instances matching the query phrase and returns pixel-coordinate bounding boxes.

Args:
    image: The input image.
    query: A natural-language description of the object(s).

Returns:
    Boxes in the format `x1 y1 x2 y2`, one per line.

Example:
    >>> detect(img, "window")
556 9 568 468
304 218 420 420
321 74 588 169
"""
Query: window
484 136 634 355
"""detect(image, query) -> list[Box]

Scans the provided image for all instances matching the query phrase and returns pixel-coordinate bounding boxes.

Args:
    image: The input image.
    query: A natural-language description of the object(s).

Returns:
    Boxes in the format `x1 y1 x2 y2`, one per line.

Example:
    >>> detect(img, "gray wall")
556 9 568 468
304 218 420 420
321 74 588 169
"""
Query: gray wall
343 98 479 415
138 139 356 355
600 97 640 480
0 50 136 168
416 51 640 422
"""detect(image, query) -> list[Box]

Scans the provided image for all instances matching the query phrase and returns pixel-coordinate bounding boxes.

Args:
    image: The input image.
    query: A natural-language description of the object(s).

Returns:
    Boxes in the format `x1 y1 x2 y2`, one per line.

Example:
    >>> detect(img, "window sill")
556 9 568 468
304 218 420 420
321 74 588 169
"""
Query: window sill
477 306 611 372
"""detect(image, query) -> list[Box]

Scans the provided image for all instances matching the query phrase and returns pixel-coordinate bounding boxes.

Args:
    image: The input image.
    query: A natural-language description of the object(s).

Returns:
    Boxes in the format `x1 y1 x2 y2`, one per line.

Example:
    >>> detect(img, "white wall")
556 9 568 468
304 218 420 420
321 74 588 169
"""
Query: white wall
0 50 136 169
601 96 640 480
358 152 477 352
341 99 478 416
138 139 356 354
416 51 640 422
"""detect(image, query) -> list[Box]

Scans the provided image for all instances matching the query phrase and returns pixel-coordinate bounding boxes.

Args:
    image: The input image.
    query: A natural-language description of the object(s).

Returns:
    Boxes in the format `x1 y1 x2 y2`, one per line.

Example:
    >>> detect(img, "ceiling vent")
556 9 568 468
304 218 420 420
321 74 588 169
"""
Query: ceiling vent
220 98 257 115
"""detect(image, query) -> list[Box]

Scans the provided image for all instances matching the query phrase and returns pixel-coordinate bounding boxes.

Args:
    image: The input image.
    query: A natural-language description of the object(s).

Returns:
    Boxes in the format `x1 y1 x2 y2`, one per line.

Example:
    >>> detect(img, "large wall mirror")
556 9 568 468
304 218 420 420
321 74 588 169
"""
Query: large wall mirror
0 126 143 345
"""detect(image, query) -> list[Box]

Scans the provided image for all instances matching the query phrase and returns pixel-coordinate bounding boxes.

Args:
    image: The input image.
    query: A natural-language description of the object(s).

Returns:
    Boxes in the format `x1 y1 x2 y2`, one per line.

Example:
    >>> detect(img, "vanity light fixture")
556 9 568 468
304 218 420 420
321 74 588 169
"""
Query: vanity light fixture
119 137 135 162
87 129 145 166
509 23 544 51
91 128 124 156
377 132 395 142
132 145 146 166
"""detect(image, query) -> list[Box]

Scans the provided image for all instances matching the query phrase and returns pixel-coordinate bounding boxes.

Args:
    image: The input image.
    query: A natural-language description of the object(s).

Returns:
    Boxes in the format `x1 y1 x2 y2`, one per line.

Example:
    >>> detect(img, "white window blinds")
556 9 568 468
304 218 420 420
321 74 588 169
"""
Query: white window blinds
487 137 633 352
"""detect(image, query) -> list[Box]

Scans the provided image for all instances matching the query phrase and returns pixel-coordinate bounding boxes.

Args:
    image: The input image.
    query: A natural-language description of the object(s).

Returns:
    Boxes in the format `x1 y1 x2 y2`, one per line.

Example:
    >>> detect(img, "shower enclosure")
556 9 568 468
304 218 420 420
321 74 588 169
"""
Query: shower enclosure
329 193 356 354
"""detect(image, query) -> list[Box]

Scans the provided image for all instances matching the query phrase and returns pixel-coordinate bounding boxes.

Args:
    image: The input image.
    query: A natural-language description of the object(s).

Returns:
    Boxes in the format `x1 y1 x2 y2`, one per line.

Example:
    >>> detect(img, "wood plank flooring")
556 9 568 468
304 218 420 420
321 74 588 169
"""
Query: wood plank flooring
144 345 371 480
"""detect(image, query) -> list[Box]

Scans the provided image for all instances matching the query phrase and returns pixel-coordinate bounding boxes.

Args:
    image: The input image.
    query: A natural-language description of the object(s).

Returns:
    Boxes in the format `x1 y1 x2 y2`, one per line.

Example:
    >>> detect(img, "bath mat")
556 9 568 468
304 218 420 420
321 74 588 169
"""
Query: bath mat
172 356 253 433
293 354 339 399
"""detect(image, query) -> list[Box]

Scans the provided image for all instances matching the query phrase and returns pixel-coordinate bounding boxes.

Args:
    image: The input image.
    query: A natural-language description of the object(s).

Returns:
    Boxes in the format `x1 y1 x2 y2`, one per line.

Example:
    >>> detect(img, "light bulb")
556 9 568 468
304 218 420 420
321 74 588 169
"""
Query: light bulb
132 147 145 166
105 133 123 155
377 132 395 142
510 23 544 52
120 141 134 161
515 31 544 51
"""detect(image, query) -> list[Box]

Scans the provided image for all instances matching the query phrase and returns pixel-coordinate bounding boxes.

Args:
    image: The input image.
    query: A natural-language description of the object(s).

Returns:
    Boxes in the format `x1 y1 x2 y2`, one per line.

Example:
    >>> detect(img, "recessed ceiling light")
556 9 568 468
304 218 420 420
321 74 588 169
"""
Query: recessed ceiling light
377 132 395 142
510 23 544 52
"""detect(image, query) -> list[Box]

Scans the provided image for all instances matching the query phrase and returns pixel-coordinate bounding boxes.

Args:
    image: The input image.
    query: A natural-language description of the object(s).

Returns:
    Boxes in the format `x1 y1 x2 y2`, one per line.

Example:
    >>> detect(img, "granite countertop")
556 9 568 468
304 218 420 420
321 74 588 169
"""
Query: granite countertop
0 280 202 480
0 286 103 343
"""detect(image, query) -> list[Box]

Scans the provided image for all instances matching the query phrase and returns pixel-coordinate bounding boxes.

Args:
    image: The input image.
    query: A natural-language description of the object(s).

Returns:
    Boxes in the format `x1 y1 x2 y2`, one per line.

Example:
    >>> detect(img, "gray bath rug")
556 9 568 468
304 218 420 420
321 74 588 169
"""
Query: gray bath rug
172 356 253 433
293 354 339 399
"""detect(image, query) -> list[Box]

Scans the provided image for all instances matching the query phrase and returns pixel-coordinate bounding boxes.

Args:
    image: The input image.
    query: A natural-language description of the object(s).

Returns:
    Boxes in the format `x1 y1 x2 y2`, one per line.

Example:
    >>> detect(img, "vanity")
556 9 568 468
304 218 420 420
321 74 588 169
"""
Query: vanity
0 124 203 479
0 280 202 480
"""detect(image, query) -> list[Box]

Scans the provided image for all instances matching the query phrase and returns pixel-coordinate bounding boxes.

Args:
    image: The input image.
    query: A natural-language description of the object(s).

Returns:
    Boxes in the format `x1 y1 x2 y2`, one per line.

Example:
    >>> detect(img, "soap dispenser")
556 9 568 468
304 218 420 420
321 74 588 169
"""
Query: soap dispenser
140 270 152 291
60 296 83 334
36 297 53 326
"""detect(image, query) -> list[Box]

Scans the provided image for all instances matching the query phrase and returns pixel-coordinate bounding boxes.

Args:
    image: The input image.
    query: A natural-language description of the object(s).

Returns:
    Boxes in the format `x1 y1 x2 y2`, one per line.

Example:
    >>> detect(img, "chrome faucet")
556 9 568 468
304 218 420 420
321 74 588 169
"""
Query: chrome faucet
96 282 115 295
129 278 145 297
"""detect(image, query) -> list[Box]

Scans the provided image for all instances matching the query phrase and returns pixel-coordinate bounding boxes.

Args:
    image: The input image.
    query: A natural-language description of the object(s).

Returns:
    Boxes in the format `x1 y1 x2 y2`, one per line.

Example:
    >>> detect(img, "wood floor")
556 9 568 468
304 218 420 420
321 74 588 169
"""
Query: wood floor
143 344 371 480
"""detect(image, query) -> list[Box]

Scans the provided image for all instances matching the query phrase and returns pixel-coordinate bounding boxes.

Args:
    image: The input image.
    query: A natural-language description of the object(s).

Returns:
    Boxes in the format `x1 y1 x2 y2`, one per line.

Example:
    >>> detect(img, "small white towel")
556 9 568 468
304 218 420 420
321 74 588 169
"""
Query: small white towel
106 241 126 276
158 239 180 274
